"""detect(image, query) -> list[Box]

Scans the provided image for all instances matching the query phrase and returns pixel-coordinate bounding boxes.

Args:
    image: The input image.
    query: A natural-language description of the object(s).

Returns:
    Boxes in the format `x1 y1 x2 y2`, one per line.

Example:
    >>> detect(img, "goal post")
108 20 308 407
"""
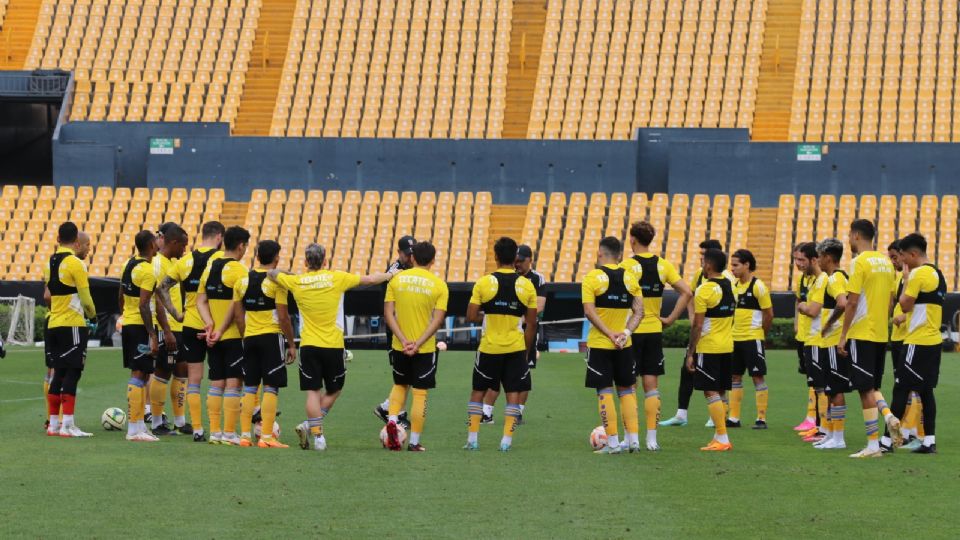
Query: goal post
0 295 37 346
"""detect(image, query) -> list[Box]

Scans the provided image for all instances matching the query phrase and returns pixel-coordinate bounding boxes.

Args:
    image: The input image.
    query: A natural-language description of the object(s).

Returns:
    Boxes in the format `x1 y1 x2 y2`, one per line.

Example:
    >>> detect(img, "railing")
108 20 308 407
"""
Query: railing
0 70 70 97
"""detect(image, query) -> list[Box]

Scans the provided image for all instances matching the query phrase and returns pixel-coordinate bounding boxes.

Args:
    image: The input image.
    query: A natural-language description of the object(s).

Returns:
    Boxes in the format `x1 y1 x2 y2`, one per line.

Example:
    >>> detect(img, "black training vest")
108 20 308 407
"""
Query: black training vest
823 270 848 310
634 254 664 298
481 272 526 316
914 264 947 306
593 267 634 309
736 277 761 311
242 270 276 312
705 277 736 318
47 251 78 295
121 257 149 299
797 274 813 302
184 249 218 294
204 258 236 301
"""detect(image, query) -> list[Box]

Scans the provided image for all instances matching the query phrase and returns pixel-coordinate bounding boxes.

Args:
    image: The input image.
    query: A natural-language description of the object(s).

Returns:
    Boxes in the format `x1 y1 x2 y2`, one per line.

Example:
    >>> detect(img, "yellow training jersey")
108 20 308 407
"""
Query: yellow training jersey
818 270 848 348
690 267 735 289
804 273 828 346
153 254 182 332
581 264 642 350
621 253 682 334
694 278 736 354
385 267 450 353
198 258 248 340
890 270 907 342
167 247 223 330
275 270 361 348
45 247 90 328
470 269 538 354
794 273 818 342
903 264 947 346
121 257 156 326
234 268 289 337
846 251 895 342
732 277 772 341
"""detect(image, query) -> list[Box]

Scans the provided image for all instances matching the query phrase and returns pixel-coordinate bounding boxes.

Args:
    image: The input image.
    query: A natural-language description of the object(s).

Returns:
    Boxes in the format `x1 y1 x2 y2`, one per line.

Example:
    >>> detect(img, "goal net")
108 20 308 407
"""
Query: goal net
0 296 37 346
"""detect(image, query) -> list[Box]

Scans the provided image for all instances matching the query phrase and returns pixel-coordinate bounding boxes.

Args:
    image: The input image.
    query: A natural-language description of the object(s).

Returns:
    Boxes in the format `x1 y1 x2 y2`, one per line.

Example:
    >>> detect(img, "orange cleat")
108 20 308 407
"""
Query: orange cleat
700 440 733 452
798 427 819 437
258 438 289 449
239 437 254 447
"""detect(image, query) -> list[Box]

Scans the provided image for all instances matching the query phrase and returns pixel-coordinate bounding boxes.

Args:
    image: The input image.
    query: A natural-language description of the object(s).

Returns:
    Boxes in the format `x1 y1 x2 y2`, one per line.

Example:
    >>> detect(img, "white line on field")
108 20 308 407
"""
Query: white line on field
0 397 44 403
0 379 43 385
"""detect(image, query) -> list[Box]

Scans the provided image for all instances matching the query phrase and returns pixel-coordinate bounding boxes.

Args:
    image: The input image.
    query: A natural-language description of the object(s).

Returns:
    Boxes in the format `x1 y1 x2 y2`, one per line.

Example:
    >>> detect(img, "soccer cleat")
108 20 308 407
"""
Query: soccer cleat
208 432 224 445
798 427 820 438
373 405 388 424
239 436 254 447
705 418 715 428
879 442 894 454
646 441 660 452
258 438 289 449
397 411 411 430
793 419 816 431
912 443 937 454
313 435 327 451
815 438 846 450
700 440 733 451
193 431 207 443
725 419 741 428
407 443 427 452
885 416 903 447
220 433 242 446
126 431 159 442
176 424 194 435
849 447 883 458
462 441 479 451
46 426 60 437
803 433 825 443
499 443 511 452
385 420 402 451
516 413 524 426
594 445 623 454
902 437 923 451
628 443 642 453
295 422 309 450
59 425 93 438
152 424 177 437
480 414 495 425
752 420 768 430
659 415 687 427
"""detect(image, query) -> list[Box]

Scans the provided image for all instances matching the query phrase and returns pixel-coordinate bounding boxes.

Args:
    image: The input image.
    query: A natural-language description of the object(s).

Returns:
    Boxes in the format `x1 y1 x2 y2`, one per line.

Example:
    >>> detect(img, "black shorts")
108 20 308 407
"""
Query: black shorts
155 329 183 371
244 333 288 388
805 346 825 388
848 339 885 391
889 340 904 382
390 350 438 389
44 326 53 368
527 337 539 368
474 351 530 393
630 333 665 376
733 340 767 376
47 326 88 370
299 346 347 393
899 343 941 390
121 325 154 373
821 345 853 396
207 338 244 381
584 348 636 389
180 327 208 364
693 352 732 392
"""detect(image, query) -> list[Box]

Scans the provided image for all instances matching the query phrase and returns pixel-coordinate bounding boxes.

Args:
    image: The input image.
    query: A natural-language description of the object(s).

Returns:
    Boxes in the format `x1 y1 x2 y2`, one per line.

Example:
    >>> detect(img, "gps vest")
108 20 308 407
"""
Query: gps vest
184 249 217 294
204 258 236 301
47 251 78 295
481 272 525 316
914 264 947 306
634 254 664 298
593 267 634 309
242 270 276 312
736 277 761 311
705 277 736 318
797 274 813 302
823 270 849 310
121 257 149 299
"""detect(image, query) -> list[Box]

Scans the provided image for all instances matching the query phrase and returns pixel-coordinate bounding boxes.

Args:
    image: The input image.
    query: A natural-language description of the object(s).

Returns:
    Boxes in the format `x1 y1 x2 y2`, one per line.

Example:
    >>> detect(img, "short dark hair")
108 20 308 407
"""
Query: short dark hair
731 249 756 271
494 237 518 266
164 225 188 245
797 241 818 260
256 240 281 265
135 230 156 254
887 239 901 252
223 226 250 251
850 219 876 241
158 221 179 236
412 241 436 266
629 221 656 246
703 248 727 274
817 238 844 263
201 221 225 239
700 239 722 251
599 236 622 257
898 233 927 254
58 221 79 244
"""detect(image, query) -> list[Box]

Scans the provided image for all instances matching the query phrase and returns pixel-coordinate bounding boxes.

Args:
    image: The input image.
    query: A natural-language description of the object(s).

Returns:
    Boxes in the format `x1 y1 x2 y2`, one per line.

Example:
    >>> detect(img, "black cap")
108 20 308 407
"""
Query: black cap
158 222 178 236
516 244 533 261
398 235 416 254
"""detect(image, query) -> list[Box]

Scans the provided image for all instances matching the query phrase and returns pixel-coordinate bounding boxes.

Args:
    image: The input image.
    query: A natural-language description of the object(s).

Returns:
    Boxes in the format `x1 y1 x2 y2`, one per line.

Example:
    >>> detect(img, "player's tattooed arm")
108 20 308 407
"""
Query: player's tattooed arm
624 294 645 335
156 276 184 322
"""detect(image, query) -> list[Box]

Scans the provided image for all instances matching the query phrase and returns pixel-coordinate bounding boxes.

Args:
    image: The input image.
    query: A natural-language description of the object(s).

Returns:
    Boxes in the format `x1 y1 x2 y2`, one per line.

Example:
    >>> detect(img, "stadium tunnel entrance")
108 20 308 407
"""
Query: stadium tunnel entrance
0 70 69 186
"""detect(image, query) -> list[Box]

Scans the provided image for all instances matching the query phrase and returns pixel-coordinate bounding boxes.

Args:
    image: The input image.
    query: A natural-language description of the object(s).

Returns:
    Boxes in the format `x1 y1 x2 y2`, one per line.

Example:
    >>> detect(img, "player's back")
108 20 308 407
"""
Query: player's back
277 270 360 348
46 248 88 328
387 267 449 352
847 251 895 342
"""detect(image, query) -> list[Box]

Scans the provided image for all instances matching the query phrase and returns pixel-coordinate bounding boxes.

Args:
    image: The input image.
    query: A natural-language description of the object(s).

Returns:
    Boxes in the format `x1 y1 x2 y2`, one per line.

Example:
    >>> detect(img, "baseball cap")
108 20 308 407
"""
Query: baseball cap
158 221 178 236
398 235 416 254
516 244 533 261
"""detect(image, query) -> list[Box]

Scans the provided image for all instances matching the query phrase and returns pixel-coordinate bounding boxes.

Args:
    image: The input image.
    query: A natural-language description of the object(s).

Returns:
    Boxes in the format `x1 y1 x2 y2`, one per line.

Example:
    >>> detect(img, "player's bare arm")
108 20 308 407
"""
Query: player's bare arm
661 278 692 326
156 276 184 322
686 312 705 372
276 303 297 364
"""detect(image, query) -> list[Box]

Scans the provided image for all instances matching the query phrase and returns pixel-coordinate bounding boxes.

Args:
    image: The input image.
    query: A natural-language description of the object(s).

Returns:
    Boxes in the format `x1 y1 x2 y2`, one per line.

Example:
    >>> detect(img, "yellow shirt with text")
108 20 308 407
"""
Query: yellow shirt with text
846 251 895 342
276 270 361 348
385 267 449 353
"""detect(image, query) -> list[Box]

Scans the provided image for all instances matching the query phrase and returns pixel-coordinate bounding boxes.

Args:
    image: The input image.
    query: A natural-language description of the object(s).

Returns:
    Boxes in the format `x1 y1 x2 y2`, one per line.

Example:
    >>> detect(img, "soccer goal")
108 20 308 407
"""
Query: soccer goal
0 295 37 346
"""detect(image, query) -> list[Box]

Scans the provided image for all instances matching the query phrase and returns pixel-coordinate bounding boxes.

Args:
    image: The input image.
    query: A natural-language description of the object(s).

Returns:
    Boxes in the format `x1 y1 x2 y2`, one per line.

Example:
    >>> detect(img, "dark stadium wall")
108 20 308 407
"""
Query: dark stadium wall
635 127 749 194
0 101 58 185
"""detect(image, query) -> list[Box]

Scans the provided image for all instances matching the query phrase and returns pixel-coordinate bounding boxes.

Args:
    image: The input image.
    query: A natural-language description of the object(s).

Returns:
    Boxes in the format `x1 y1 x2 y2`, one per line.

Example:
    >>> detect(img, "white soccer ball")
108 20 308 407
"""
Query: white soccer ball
254 420 281 440
589 426 607 450
379 424 408 448
102 407 126 430
344 349 354 362
436 341 447 351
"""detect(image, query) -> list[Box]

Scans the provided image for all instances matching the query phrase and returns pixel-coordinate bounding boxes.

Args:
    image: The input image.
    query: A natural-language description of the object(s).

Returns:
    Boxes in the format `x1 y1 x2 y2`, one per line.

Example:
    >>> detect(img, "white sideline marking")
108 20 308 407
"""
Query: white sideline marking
0 397 44 403
0 379 43 385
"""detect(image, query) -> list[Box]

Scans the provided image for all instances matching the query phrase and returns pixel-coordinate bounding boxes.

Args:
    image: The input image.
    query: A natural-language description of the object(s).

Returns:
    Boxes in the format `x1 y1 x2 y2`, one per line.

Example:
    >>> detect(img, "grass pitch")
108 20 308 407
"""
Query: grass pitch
0 347 957 538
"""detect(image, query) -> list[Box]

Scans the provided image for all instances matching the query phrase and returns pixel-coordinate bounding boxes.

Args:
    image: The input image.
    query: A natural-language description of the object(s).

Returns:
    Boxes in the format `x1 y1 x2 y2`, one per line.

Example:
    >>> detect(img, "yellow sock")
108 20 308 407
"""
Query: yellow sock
207 387 224 434
149 376 170 421
618 389 639 436
832 404 846 432
806 387 816 420
308 410 326 437
388 384 408 418
43 375 50 399
187 383 203 431
503 404 520 442
875 391 892 417
917 407 926 438
411 388 427 435
468 401 482 434
722 394 730 417
223 387 241 435
127 378 145 423
817 392 828 428
729 382 744 420
171 377 186 419
241 386 258 436
708 395 727 436
864 407 879 440
643 390 661 430
255 384 262 409
598 389 619 439
260 388 279 439
755 383 769 421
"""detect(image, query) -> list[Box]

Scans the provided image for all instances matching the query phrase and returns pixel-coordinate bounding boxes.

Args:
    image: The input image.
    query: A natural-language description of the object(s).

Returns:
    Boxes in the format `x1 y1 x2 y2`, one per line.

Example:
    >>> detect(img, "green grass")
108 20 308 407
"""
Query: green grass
1 347 957 538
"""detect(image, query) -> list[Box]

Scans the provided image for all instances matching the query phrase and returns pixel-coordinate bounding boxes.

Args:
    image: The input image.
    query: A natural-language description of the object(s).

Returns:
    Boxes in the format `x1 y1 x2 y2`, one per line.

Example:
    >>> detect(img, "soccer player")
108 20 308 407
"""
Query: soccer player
382 241 449 451
622 221 691 449
728 249 773 429
45 223 96 437
837 219 901 458
374 235 416 427
269 244 394 451
813 238 850 449
796 247 828 442
149 223 190 435
464 237 538 452
120 231 161 442
228 240 297 448
886 240 923 448
686 248 736 451
198 226 251 446
890 233 944 454
662 238 727 427
156 221 225 442
581 237 644 454
792 242 822 432
480 244 546 425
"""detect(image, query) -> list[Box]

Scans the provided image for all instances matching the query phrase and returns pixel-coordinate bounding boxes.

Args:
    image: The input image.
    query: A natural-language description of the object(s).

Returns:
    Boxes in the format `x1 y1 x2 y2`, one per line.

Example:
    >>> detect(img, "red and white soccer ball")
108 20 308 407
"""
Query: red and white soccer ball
254 420 281 440
589 426 608 450
379 424 408 448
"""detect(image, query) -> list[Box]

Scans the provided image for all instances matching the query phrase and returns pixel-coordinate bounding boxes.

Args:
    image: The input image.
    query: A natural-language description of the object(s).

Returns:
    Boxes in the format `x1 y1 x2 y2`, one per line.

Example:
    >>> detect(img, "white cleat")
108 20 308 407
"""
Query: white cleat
208 432 224 445
219 433 242 446
705 418 715 428
815 437 846 450
849 447 883 459
59 425 93 438
647 440 661 451
313 435 327 451
295 422 309 450
126 431 159 442
885 415 903 447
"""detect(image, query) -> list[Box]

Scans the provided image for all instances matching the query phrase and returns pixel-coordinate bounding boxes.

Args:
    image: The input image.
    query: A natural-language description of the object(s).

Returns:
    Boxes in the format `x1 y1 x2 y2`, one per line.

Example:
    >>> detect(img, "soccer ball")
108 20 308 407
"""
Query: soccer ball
436 341 447 351
343 349 354 362
589 426 607 450
254 420 281 440
379 424 408 448
102 407 126 430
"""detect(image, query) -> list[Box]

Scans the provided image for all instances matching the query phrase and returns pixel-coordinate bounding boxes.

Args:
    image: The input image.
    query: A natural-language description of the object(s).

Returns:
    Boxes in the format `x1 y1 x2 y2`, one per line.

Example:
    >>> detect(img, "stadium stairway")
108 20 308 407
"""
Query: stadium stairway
219 201 248 228
0 0 41 69
748 207 778 285
750 0 803 141
501 0 547 139
232 0 297 135
486 204 526 272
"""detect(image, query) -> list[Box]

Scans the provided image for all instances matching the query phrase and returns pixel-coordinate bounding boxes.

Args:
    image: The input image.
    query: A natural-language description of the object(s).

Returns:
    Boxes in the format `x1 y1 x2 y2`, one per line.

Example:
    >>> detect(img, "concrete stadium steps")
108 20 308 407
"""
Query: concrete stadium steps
0 0 41 69
485 204 526 272
219 201 248 227
748 207 778 285
751 0 802 141
232 0 297 136
501 0 547 139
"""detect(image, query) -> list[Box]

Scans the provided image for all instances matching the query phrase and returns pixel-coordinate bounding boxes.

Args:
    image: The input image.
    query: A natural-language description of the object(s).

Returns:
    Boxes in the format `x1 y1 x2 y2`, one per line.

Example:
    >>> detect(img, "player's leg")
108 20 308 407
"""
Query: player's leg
181 328 208 440
633 335 662 447
585 349 620 454
219 339 245 445
481 388 500 424
206 341 227 444
728 341 745 426
384 351 411 451
661 354 693 426
794 341 817 430
122 326 156 441
696 354 732 451
466 352 495 449
498 351 532 451
257 335 288 448
404 351 436 451
848 340 883 457
240 336 262 447
909 345 939 454
150 348 173 434
171 355 190 433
